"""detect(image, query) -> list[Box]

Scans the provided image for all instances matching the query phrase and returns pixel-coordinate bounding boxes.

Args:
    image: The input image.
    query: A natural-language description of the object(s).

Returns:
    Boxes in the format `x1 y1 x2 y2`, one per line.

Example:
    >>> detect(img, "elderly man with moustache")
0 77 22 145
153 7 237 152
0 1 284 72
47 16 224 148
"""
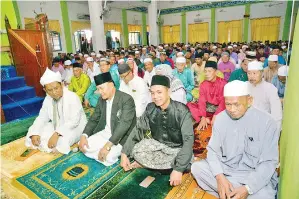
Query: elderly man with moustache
191 80 279 199
26 68 87 154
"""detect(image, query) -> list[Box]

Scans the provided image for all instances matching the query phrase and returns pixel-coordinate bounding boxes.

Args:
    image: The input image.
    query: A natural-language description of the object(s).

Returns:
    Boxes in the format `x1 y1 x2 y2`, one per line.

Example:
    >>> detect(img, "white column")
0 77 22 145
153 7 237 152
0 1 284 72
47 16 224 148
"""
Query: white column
148 1 159 46
88 0 106 52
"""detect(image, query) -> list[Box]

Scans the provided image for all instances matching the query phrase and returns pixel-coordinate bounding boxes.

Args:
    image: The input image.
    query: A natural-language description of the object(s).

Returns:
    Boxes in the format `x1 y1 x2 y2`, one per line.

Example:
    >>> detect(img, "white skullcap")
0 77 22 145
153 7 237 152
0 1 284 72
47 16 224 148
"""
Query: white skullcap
71 54 74 56
233 44 237 47
96 53 101 58
40 68 62 87
228 46 233 49
86 57 94 62
242 45 248 49
100 58 108 62
79 53 83 56
142 47 146 50
158 46 163 50
90 52 96 56
224 80 249 97
191 47 195 50
135 51 140 54
212 46 217 49
165 44 169 47
84 54 89 58
278 65 289 76
144 58 152 63
176 57 186 64
177 52 184 57
246 51 256 56
64 60 72 66
118 59 125 64
268 55 278 62
248 60 263 71
281 46 286 49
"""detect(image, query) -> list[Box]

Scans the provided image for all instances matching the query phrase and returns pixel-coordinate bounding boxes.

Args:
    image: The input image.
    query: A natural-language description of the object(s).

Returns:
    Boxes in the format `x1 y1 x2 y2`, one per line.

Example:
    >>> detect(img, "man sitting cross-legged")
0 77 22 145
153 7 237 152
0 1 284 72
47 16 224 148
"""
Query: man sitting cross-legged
26 68 87 154
121 75 194 186
78 72 136 166
191 80 279 199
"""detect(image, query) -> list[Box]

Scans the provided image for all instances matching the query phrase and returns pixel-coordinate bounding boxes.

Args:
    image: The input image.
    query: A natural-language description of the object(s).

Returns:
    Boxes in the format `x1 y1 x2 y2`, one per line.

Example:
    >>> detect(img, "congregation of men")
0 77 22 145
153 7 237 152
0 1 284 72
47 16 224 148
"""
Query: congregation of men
25 41 289 198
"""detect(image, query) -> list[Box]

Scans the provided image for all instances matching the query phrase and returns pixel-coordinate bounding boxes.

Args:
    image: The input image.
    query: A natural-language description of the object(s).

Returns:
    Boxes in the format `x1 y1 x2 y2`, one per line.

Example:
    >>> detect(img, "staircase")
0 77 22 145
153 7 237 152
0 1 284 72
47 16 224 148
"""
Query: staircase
1 66 44 122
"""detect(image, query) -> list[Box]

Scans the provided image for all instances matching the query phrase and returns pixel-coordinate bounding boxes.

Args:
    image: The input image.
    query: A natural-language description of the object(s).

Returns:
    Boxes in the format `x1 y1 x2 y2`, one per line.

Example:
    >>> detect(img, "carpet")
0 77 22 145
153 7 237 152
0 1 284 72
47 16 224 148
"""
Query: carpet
193 125 212 159
88 169 173 199
14 151 122 199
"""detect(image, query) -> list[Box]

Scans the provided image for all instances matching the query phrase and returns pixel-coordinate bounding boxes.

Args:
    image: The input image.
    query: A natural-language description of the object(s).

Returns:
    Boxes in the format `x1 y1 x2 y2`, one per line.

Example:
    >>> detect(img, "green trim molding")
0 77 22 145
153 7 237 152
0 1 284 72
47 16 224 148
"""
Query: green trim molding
282 1 293 41
243 4 250 42
122 9 129 47
12 0 22 29
1 0 18 66
60 1 72 53
181 12 186 43
142 12 147 45
210 8 215 42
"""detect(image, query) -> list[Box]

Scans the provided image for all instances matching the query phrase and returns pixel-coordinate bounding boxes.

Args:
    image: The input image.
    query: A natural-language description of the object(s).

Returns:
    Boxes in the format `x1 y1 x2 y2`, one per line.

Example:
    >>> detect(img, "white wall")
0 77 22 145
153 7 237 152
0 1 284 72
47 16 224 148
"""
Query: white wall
104 8 122 23
17 1 66 55
186 9 211 42
250 2 287 41
67 1 89 22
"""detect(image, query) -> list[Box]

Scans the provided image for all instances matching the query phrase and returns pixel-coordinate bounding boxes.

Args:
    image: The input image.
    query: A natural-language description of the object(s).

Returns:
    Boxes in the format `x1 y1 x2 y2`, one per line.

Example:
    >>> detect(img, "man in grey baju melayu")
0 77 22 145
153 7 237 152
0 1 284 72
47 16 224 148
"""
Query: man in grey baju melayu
191 80 279 199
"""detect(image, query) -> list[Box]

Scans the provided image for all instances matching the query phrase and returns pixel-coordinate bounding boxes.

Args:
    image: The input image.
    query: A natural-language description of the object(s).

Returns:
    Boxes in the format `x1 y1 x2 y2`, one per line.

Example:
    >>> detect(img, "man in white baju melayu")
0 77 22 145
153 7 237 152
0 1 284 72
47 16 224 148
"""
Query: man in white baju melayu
25 68 87 154
191 80 279 199
247 60 282 130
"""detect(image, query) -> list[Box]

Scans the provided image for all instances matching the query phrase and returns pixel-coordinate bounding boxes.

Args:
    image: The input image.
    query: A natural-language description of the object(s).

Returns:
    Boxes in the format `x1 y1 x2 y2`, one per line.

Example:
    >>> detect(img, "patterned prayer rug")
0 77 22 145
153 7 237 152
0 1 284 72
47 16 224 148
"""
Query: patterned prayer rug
88 168 173 199
14 151 122 199
193 125 212 159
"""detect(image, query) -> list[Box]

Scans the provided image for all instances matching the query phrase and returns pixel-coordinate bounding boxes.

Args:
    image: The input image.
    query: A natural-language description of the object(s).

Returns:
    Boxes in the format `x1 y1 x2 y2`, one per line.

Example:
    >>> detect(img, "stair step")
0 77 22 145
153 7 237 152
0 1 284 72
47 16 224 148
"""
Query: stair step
1 66 17 80
2 97 44 122
1 86 36 105
1 76 26 91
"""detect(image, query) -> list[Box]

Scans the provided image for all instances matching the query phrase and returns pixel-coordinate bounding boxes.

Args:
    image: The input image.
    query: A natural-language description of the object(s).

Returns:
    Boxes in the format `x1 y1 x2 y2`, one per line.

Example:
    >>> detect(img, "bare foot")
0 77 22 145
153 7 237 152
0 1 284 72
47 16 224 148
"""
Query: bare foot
51 148 62 155
130 161 143 169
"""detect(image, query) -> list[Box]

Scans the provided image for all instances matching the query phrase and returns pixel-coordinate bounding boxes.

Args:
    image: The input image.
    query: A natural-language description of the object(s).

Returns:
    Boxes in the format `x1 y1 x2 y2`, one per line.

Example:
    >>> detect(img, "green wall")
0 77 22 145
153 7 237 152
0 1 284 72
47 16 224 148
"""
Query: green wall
60 1 72 53
1 0 18 66
181 12 186 43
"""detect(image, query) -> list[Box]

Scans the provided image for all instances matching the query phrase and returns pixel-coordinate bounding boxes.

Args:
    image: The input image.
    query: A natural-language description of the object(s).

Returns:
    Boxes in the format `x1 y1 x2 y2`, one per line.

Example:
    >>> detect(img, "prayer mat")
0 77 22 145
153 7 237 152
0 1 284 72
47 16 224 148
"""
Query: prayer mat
13 151 121 199
193 125 212 159
165 173 217 199
88 168 173 199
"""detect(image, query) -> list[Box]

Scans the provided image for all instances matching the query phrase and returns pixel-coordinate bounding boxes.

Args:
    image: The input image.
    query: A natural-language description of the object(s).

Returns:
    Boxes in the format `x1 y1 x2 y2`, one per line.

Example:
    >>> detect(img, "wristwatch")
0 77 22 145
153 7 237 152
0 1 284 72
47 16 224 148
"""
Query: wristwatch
106 146 111 151
245 185 253 195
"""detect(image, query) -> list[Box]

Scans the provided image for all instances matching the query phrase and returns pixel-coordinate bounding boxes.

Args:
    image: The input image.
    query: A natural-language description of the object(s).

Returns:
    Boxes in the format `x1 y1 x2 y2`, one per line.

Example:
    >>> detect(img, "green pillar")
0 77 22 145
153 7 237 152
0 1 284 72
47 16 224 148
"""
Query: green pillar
210 8 216 42
181 12 186 43
243 4 250 42
12 0 22 29
282 1 293 41
279 12 299 199
60 1 72 52
158 16 162 43
122 9 129 47
142 12 147 46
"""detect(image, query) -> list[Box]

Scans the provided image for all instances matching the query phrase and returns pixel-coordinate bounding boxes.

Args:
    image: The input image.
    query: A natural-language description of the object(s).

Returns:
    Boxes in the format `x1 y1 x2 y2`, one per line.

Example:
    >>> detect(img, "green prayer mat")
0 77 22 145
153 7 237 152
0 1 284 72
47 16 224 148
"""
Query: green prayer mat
1 107 94 146
88 169 172 199
15 151 123 199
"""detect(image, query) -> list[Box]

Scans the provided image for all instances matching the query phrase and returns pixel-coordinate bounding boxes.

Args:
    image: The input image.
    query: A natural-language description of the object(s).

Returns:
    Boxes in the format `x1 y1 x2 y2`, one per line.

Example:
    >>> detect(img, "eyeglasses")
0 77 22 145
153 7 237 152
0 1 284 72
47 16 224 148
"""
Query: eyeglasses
120 71 131 80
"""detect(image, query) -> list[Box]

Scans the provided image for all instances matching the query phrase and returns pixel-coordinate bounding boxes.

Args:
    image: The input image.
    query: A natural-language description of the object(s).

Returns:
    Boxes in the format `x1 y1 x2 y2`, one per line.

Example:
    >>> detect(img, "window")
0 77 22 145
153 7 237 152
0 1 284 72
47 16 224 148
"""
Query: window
129 32 141 45
188 23 209 43
217 20 242 43
50 31 62 51
162 25 180 43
